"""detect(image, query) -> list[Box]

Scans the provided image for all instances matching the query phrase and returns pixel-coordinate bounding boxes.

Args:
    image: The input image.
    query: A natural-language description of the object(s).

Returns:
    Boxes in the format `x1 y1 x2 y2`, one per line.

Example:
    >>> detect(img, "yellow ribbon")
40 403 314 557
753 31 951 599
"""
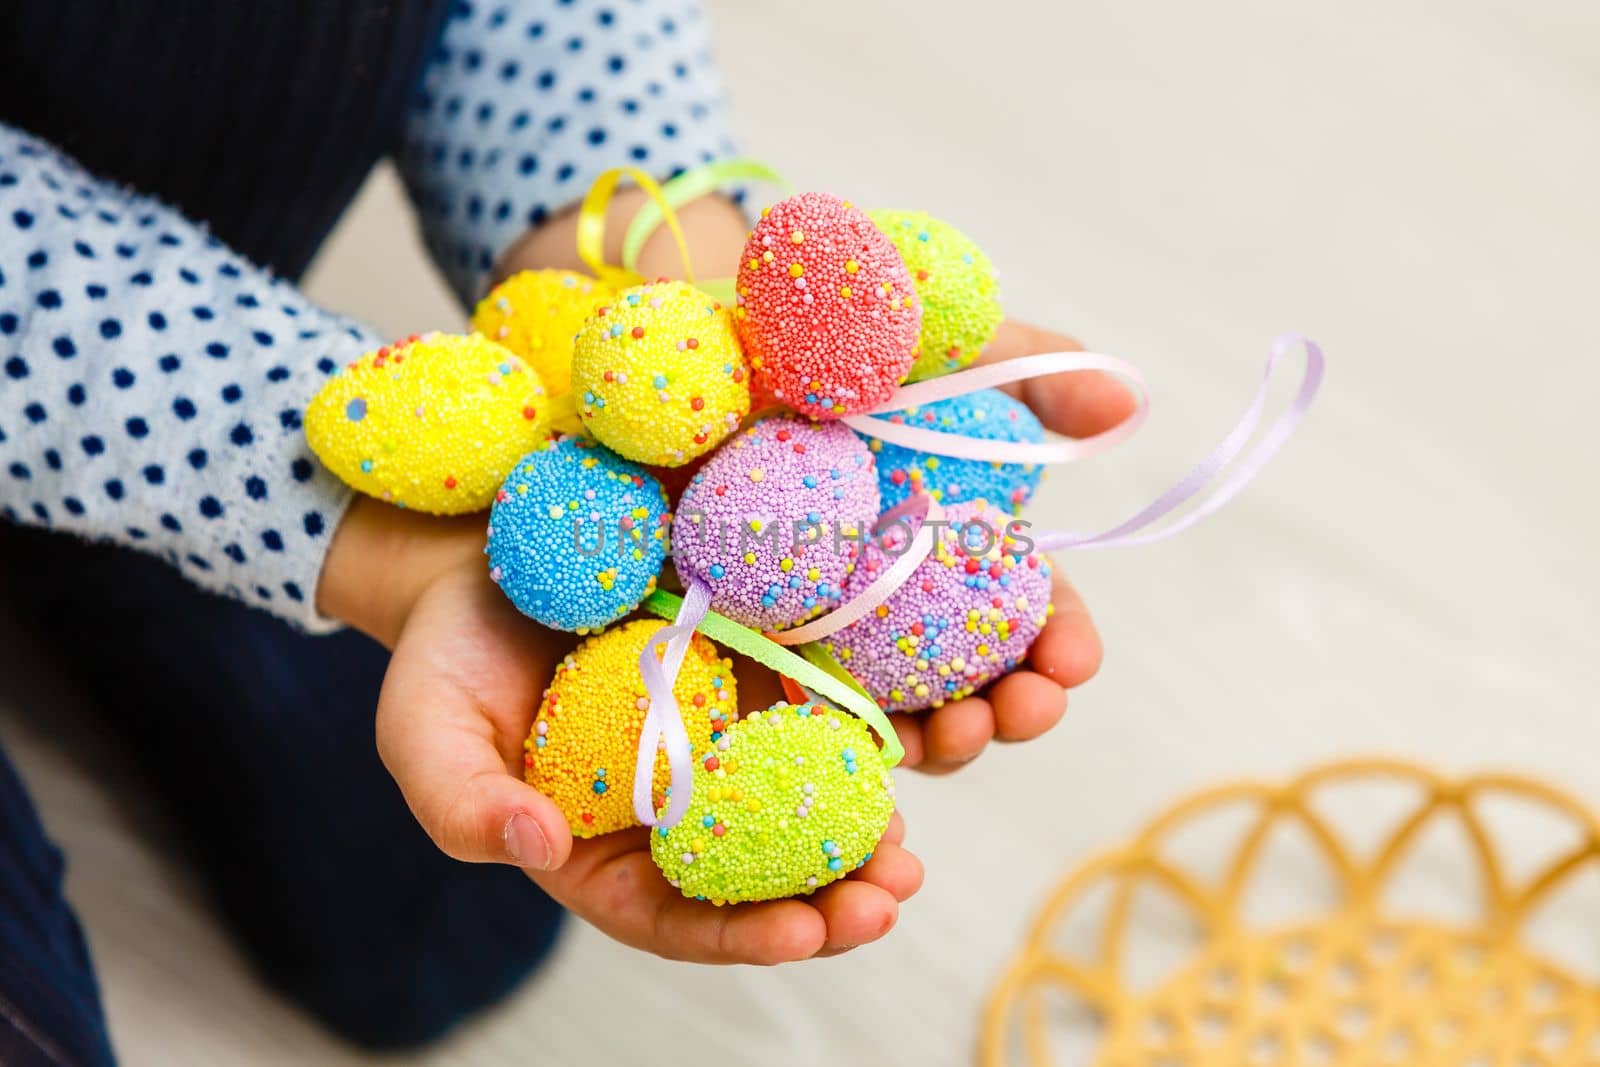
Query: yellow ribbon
620 158 789 276
576 167 696 289
576 159 789 302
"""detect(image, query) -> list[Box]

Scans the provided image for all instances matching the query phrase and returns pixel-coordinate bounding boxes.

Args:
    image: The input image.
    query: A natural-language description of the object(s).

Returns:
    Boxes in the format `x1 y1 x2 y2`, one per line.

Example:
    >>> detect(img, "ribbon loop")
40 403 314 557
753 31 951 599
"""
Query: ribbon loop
620 158 790 277
633 580 713 828
1032 332 1324 551
575 159 788 304
577 166 696 290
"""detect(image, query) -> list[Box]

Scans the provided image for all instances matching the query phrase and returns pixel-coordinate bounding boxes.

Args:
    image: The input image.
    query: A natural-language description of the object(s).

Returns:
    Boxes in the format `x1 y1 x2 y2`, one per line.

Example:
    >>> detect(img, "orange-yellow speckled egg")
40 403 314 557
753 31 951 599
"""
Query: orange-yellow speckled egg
525 619 738 838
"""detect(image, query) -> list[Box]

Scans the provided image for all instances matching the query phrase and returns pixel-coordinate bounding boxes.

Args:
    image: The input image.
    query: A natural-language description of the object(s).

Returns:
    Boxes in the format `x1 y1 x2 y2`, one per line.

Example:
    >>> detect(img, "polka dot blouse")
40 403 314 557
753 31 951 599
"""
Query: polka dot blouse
0 0 735 632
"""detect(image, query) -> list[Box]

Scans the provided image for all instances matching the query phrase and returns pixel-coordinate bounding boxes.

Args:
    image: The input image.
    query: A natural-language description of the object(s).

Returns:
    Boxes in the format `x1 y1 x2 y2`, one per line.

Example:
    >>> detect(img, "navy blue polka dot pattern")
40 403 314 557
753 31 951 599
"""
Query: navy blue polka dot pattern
0 123 370 630
400 0 738 304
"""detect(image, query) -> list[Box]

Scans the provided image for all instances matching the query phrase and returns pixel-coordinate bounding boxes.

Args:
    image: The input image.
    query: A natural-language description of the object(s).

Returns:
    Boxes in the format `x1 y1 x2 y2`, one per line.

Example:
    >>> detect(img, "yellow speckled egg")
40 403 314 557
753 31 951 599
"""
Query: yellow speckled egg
525 619 738 838
305 332 550 514
470 269 612 397
571 280 751 467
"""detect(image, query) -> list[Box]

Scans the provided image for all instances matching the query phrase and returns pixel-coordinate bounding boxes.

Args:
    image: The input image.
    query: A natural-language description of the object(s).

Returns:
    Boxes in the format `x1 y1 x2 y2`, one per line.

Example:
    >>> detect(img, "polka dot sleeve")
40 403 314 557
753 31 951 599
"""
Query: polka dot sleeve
399 0 739 305
0 124 375 632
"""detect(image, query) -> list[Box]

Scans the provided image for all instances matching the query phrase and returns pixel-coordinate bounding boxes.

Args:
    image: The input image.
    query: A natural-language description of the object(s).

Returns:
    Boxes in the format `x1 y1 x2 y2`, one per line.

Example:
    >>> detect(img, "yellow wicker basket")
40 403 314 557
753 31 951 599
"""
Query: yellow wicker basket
982 759 1600 1066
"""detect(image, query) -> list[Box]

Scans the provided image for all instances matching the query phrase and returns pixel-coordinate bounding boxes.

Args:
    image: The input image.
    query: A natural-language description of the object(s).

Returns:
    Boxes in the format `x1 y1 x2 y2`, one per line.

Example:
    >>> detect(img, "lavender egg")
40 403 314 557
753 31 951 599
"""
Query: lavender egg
673 416 879 631
823 500 1054 712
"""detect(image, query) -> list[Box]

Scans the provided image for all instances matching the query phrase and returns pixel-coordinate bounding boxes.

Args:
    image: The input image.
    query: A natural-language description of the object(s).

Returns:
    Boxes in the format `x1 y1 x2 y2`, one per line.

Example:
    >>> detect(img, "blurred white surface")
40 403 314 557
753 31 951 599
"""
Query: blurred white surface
4 0 1598 1063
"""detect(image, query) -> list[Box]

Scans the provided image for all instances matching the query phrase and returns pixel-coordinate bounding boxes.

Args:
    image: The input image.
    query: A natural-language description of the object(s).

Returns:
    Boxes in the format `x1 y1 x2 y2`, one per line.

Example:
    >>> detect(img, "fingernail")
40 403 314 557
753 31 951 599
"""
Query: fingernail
504 812 551 870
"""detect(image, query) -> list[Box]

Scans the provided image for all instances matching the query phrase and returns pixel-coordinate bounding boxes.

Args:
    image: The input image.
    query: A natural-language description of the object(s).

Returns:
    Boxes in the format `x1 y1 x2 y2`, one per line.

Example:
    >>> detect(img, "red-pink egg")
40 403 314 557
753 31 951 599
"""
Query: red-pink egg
734 192 921 420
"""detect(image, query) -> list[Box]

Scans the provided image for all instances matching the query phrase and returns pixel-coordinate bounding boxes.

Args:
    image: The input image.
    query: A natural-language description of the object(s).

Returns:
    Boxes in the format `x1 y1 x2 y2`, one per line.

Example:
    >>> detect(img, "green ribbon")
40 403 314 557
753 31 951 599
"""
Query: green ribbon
642 589 903 766
619 158 790 308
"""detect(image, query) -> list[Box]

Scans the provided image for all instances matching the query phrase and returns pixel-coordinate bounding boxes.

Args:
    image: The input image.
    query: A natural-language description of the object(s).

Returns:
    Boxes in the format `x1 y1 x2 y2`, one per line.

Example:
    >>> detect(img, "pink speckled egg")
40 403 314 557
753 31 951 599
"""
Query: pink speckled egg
823 501 1054 713
733 192 921 419
673 416 879 632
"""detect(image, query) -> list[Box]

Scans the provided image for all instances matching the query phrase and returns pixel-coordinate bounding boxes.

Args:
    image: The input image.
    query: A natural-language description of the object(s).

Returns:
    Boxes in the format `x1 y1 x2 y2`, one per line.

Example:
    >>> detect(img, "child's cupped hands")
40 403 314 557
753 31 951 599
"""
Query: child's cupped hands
316 320 1132 964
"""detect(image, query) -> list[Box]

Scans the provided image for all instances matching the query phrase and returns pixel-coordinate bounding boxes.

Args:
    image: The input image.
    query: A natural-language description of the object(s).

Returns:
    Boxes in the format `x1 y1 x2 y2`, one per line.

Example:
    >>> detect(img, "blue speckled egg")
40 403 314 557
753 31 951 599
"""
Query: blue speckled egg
856 388 1045 514
486 435 671 632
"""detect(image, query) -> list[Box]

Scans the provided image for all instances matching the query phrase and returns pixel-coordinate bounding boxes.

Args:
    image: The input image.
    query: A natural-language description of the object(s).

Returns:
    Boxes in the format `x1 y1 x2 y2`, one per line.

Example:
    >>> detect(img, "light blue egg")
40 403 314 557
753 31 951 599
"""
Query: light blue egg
857 388 1044 514
486 435 669 632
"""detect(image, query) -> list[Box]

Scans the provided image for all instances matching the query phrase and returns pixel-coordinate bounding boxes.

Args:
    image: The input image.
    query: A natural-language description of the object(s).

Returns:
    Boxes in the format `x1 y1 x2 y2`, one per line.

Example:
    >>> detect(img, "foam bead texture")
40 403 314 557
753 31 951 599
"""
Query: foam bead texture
868 209 1003 382
486 435 670 632
571 280 751 467
826 500 1054 713
526 620 737 838
674 416 879 632
734 192 920 419
650 702 895 904
470 269 613 397
860 388 1044 515
305 332 550 515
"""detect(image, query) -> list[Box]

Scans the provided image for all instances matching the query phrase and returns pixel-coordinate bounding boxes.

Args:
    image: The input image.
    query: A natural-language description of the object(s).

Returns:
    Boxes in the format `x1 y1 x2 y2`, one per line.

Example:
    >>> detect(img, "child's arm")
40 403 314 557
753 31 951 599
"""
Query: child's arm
0 122 370 631
394 0 737 308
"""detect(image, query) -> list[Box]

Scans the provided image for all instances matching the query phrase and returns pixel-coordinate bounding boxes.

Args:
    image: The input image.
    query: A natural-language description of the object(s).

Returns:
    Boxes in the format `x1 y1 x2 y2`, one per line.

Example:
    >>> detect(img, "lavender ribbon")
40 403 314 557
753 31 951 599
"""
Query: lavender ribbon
1033 332 1324 551
632 579 712 828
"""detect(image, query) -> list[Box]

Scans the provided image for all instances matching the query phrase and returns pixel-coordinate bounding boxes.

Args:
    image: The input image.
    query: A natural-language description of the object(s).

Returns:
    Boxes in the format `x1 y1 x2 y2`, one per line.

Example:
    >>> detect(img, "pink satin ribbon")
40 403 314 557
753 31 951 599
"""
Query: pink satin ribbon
841 352 1150 463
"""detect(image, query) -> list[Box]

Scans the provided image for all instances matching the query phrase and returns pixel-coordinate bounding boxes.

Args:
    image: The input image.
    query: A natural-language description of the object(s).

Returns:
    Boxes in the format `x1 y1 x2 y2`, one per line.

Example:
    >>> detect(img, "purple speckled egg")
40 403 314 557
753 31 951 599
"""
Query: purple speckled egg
823 500 1054 713
673 416 880 631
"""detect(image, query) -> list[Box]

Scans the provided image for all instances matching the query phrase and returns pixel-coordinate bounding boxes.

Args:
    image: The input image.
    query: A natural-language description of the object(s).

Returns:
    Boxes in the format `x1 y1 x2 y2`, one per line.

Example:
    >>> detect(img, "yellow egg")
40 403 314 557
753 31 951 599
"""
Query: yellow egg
570 280 751 467
525 620 738 838
305 332 550 514
470 269 612 397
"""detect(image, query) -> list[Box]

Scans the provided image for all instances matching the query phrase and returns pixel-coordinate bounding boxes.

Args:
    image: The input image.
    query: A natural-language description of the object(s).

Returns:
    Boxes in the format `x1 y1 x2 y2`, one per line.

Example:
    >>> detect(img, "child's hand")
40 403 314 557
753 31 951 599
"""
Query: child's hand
319 501 924 963
318 180 1133 958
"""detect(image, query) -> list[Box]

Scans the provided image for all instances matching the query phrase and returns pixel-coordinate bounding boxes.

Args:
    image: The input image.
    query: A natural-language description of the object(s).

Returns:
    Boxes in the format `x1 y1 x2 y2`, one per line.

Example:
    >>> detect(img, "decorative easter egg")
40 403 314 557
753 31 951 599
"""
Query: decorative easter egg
571 280 751 467
734 192 920 419
525 620 737 838
305 332 550 514
486 435 671 632
650 702 895 903
673 417 879 632
470 269 612 397
825 501 1054 713
868 209 1003 381
859 388 1044 515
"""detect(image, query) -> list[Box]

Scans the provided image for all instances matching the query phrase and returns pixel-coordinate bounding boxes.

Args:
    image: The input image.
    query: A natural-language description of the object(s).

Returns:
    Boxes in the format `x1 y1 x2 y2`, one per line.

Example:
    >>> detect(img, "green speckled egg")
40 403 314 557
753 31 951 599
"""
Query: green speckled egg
650 702 896 904
869 209 1003 382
